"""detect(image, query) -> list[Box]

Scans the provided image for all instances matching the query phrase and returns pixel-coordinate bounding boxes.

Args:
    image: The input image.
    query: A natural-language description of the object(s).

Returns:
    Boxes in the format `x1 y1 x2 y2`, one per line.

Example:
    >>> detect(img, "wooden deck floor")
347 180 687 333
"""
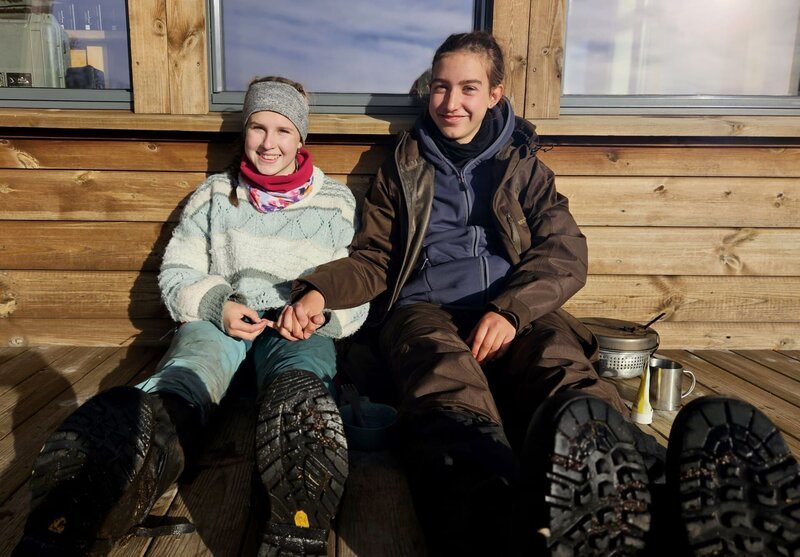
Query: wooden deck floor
0 347 798 556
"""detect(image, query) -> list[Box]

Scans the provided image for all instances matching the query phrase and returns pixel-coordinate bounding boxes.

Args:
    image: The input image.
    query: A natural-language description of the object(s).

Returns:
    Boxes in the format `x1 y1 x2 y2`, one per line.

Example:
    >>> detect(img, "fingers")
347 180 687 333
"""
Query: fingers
468 313 517 365
273 305 303 341
227 319 268 341
292 303 310 339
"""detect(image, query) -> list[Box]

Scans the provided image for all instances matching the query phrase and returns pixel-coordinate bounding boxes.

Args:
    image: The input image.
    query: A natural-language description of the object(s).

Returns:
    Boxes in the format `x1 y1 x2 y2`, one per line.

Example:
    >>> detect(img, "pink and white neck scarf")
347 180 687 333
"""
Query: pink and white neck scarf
245 173 315 213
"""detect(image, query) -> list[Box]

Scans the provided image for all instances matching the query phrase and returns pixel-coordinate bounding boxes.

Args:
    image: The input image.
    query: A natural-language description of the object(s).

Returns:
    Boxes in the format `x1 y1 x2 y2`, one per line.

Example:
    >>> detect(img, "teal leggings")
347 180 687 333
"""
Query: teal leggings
137 320 337 423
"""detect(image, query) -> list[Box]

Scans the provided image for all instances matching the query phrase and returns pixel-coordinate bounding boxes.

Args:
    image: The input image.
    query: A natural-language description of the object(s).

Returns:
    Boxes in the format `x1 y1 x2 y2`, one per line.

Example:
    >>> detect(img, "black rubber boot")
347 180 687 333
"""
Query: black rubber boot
394 408 519 556
667 396 800 556
255 370 348 557
13 386 189 556
523 391 652 556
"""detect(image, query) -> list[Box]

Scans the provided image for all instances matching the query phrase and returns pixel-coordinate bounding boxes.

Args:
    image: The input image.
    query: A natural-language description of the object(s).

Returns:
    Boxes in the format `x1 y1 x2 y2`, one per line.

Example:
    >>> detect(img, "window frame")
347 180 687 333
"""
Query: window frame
560 95 800 116
207 0 494 114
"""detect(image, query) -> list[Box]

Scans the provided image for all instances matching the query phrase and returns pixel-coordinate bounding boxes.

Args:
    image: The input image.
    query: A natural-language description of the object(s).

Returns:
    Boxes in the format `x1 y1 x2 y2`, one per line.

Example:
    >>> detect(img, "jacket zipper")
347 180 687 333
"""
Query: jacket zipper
480 256 489 305
458 169 472 226
506 211 521 254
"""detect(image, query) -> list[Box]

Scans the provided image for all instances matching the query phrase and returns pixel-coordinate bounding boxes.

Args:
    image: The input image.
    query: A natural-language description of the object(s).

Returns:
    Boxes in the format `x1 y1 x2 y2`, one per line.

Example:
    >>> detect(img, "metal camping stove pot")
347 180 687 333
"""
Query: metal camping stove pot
581 317 660 379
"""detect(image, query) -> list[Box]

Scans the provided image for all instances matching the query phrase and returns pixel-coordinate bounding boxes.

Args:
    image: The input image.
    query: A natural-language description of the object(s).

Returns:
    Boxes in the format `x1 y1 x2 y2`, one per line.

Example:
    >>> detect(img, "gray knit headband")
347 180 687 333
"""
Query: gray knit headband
242 81 309 141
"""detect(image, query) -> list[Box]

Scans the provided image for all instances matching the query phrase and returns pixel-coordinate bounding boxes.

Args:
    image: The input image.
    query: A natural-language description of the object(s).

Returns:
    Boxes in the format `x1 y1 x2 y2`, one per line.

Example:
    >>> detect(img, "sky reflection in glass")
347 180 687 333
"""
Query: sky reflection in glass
219 0 474 93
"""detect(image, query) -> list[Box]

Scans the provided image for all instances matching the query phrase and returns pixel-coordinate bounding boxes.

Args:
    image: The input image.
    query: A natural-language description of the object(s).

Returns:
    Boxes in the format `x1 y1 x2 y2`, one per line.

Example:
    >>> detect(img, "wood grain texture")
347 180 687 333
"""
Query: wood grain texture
734 350 800 382
0 319 174 347
691 350 800 408
0 348 161 554
0 169 200 221
492 0 531 115
654 323 799 350
0 271 166 319
0 170 369 222
3 111 800 138
568 275 800 323
4 139 799 179
337 451 427 557
660 349 800 444
2 171 797 227
559 176 800 227
0 222 169 271
3 223 798 276
128 0 171 113
585 227 800 276
525 0 566 119
166 0 208 114
539 146 800 178
0 138 388 174
1 319 797 350
5 272 799 323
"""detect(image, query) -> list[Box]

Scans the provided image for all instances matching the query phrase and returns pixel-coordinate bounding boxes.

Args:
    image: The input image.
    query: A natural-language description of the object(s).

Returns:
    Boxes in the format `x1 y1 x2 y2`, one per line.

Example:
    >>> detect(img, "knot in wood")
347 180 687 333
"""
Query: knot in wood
718 253 742 271
0 296 16 318
16 151 39 168
146 143 158 152
9 336 24 347
182 32 198 52
76 171 94 185
653 184 666 194
153 18 166 35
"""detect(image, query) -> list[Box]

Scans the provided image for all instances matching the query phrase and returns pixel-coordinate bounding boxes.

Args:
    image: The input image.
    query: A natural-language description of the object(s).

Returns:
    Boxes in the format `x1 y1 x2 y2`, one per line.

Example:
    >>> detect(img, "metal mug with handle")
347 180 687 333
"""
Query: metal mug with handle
649 355 696 411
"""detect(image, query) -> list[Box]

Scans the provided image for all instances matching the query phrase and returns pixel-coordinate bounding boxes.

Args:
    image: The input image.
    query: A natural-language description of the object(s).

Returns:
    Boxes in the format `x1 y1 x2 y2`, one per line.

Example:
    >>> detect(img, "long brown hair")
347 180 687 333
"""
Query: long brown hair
226 76 309 206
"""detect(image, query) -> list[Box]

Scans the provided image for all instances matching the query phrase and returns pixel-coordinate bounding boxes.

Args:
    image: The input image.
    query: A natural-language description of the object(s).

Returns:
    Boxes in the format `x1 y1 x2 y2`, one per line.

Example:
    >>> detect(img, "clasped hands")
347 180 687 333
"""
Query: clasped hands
223 292 516 364
222 290 325 342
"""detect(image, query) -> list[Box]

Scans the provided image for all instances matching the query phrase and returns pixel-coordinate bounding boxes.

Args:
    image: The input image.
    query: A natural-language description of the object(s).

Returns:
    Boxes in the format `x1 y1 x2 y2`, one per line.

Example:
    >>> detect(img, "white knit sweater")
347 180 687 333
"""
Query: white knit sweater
159 167 368 339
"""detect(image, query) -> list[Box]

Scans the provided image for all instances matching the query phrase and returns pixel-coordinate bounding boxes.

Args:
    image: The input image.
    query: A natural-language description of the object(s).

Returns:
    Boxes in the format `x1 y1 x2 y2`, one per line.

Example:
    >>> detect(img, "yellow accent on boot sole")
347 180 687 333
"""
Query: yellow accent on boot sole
294 510 309 528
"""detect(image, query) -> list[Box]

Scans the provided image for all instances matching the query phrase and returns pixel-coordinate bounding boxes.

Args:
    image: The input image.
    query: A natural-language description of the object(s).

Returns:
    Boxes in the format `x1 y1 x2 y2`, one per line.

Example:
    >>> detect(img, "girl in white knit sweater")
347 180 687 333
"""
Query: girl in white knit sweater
15 76 365 557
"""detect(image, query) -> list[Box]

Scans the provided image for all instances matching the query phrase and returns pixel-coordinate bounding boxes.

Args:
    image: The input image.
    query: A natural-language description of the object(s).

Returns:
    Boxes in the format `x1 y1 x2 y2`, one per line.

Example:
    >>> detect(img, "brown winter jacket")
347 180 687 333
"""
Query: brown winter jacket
294 115 588 332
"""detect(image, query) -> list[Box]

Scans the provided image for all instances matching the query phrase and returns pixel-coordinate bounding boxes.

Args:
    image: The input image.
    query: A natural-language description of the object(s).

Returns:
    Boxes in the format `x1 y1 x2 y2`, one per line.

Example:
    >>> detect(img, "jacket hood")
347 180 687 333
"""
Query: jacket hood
396 97 541 171
502 109 541 161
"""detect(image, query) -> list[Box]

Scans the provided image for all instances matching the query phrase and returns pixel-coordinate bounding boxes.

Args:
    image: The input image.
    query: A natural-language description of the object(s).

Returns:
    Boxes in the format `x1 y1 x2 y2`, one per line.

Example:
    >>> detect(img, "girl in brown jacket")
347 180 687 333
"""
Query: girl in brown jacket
275 31 800 557
278 31 657 555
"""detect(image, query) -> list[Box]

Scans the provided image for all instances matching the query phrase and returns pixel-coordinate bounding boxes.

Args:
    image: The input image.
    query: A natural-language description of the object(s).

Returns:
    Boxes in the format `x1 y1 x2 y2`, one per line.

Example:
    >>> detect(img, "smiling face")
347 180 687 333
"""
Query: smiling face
243 110 302 176
428 50 505 144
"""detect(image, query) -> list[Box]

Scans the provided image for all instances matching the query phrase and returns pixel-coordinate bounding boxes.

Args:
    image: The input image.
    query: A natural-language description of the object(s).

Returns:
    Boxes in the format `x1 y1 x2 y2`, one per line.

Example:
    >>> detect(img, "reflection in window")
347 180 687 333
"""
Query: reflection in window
0 0 130 90
564 0 800 96
214 0 474 94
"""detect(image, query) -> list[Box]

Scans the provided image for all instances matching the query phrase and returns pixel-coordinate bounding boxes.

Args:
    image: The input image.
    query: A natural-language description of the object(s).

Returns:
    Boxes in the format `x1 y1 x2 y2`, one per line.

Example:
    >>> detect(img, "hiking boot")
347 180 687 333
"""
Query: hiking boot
13 386 188 556
524 391 652 556
255 370 348 556
667 396 800 556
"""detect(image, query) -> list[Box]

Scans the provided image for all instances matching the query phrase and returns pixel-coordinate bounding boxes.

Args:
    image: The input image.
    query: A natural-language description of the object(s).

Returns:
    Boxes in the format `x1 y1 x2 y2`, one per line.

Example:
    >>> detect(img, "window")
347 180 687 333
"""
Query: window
209 0 491 113
0 0 131 108
561 0 800 114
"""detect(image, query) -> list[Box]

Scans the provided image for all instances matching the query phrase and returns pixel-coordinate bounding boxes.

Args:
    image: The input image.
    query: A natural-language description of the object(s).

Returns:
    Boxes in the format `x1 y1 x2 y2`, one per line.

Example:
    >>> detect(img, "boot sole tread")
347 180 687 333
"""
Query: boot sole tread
255 371 348 556
18 387 155 553
669 397 800 556
531 395 652 556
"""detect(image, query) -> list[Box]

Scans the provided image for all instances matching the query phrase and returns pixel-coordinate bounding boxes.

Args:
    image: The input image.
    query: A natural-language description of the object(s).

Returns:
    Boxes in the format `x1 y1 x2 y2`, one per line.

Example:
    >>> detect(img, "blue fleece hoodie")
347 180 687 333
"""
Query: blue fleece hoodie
396 99 516 309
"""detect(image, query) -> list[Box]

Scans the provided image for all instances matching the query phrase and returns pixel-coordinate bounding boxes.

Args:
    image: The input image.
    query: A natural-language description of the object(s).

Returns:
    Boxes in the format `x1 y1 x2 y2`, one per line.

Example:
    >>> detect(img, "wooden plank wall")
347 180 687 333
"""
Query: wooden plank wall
0 131 798 349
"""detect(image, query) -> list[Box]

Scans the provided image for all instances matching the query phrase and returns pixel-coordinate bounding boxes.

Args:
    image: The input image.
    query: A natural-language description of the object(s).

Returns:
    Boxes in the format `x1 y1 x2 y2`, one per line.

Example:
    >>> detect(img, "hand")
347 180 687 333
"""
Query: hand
274 290 327 341
466 311 516 365
222 301 268 340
